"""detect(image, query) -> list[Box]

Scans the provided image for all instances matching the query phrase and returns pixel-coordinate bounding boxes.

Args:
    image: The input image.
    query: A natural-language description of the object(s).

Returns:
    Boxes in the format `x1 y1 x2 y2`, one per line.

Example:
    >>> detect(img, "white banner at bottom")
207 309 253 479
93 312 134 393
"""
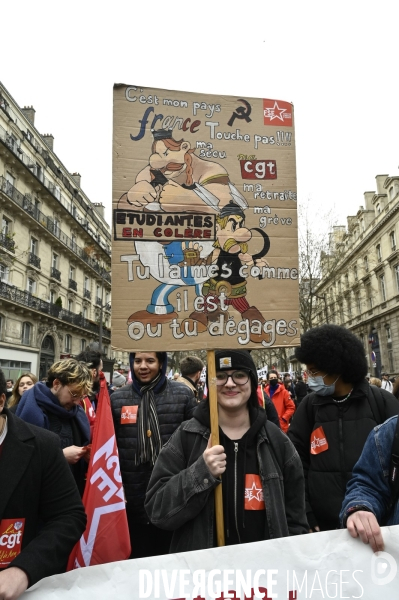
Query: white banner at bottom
25 526 399 600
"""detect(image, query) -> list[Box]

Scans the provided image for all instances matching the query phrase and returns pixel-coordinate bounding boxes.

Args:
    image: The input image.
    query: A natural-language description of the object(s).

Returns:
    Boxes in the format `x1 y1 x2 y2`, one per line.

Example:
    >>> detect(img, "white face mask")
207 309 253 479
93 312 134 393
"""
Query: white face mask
307 374 339 396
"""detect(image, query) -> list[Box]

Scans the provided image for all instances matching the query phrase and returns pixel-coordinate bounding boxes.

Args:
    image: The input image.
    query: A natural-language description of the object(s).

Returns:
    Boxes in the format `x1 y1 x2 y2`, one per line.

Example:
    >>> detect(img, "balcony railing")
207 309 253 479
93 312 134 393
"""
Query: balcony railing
50 267 61 281
84 289 91 299
28 252 41 269
0 233 15 253
68 279 77 291
95 296 102 306
0 125 111 244
0 281 111 339
0 173 111 283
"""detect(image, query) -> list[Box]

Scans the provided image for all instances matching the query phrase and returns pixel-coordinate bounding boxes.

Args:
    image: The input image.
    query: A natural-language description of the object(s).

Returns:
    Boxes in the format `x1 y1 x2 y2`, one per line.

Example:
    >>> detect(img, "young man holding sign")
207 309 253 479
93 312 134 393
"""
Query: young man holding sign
145 350 308 551
0 368 86 600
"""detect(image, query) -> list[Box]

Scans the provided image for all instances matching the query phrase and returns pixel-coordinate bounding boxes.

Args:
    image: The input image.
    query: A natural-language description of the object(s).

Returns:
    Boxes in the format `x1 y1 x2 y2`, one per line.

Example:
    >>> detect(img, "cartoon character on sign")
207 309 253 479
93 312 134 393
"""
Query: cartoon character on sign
183 200 271 344
118 130 248 326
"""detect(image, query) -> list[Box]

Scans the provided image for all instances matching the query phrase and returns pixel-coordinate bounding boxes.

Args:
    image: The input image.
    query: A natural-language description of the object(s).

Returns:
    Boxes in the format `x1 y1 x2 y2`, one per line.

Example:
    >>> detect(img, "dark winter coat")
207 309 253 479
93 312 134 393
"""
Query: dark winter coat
287 380 399 531
0 409 86 586
145 403 309 553
111 379 197 523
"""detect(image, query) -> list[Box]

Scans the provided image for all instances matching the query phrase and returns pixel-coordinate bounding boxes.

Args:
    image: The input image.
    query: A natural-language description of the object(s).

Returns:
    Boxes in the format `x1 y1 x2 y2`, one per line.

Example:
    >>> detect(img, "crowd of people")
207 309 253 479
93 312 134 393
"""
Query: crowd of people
1 324 399 599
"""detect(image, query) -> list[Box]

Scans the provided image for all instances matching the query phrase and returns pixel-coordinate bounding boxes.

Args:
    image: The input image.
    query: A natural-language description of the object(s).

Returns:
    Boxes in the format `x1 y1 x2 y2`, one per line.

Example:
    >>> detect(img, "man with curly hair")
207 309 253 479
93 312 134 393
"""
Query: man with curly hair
288 325 399 533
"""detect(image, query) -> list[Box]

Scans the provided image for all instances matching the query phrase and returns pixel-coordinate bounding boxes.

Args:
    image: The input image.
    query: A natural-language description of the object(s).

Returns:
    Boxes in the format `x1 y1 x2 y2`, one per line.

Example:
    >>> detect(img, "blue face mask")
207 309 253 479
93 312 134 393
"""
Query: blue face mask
307 374 339 396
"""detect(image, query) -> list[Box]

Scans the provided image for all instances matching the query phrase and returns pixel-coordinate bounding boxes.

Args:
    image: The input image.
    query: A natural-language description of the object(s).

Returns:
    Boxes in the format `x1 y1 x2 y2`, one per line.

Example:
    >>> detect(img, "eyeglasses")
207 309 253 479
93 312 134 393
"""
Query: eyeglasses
215 370 250 386
304 369 321 377
66 387 86 401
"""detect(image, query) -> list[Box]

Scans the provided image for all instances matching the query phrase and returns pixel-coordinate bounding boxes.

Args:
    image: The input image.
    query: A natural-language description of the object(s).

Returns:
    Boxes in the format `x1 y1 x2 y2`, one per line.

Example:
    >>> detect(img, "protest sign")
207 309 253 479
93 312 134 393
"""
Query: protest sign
25 526 399 599
112 85 299 351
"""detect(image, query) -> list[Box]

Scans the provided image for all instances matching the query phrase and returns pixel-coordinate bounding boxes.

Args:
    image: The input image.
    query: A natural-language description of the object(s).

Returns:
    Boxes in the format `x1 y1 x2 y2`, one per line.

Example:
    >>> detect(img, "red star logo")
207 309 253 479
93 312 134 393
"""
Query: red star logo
245 480 264 503
264 101 287 122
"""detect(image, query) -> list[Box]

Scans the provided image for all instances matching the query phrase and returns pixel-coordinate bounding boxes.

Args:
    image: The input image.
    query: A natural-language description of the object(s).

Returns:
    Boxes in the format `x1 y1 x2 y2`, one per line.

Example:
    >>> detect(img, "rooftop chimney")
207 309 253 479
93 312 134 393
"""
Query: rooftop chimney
71 172 81 189
21 106 36 125
42 134 54 151
92 203 105 219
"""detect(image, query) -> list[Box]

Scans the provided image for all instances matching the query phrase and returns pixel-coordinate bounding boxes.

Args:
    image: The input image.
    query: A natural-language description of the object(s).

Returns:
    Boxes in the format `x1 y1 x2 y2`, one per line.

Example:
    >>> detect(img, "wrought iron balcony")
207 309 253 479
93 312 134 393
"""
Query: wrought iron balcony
95 296 102 306
84 289 91 299
0 281 111 339
68 279 77 291
0 233 15 253
28 252 41 269
50 267 61 281
0 175 111 283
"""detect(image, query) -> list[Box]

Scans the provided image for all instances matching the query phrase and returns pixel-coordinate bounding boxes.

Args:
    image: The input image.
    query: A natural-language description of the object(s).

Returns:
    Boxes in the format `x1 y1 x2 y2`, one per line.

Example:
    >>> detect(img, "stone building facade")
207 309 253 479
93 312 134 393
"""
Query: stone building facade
314 173 399 376
0 82 129 380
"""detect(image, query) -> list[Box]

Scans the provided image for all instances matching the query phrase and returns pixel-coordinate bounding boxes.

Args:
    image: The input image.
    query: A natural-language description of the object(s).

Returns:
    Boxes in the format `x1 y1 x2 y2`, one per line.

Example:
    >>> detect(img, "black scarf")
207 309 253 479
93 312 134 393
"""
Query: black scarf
135 372 163 465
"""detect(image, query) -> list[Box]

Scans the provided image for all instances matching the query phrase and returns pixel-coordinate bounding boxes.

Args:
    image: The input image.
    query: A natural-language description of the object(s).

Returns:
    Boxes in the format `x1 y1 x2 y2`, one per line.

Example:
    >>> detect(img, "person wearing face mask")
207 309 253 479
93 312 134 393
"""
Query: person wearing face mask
288 324 399 533
264 370 296 433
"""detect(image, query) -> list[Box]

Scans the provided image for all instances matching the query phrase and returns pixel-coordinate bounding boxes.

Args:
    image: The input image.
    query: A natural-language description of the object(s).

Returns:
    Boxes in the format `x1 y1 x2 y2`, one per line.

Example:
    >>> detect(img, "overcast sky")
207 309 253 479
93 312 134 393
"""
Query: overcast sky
2 0 398 230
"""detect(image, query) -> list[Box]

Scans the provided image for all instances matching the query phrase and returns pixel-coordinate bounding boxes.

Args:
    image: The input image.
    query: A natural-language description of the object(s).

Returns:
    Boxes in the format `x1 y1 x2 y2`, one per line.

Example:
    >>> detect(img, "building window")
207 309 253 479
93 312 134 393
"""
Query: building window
347 298 352 317
27 278 36 294
386 324 392 343
376 203 381 214
103 345 108 357
1 217 11 236
68 299 73 312
345 273 349 288
389 186 396 200
360 218 365 231
71 233 77 251
355 292 361 313
0 264 8 283
83 306 88 319
52 252 58 269
390 231 396 252
30 237 38 255
339 303 344 323
80 339 86 352
49 290 55 303
380 274 387 302
22 322 32 345
395 264 399 291
353 265 358 281
364 256 369 272
388 350 394 372
6 172 15 187
69 266 75 280
65 334 72 353
366 283 373 309
84 276 90 291
376 244 382 262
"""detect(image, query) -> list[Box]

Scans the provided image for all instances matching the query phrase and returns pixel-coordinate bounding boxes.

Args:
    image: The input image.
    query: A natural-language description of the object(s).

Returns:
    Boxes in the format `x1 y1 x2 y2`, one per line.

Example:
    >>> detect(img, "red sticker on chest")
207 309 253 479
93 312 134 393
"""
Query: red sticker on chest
0 518 25 567
310 426 329 455
121 405 138 424
244 474 265 510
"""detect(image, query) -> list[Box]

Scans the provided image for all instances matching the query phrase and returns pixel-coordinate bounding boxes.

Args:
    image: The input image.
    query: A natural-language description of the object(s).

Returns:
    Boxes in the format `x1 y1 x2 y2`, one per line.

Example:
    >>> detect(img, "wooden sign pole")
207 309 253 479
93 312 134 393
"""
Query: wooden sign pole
207 349 225 547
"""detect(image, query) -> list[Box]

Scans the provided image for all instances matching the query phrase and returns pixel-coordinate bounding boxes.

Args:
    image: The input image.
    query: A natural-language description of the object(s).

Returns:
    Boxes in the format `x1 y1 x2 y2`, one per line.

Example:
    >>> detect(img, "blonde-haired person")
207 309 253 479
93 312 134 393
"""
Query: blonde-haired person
15 359 92 495
7 372 38 408
369 377 382 388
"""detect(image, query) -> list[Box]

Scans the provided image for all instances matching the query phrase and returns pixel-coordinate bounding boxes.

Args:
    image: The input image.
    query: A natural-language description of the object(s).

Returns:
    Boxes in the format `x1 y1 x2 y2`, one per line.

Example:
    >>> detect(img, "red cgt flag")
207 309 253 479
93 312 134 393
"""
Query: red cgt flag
68 373 131 569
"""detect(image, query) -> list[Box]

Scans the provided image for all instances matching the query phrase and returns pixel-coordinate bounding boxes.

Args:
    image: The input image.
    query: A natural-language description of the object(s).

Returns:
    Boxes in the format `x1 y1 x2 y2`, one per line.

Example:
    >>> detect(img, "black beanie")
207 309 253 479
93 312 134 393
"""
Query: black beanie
214 350 257 383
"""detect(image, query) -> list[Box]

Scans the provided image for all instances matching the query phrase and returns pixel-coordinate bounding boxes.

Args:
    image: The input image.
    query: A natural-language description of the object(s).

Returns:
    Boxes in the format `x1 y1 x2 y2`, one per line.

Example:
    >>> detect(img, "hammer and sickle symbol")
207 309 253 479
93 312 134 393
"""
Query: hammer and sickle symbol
227 99 252 127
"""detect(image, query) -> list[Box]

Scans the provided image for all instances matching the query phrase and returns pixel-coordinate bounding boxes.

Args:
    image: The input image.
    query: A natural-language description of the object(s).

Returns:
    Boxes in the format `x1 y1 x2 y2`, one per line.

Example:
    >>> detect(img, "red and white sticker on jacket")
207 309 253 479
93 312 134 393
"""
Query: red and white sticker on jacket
0 518 25 567
121 405 138 424
244 474 265 510
310 426 329 455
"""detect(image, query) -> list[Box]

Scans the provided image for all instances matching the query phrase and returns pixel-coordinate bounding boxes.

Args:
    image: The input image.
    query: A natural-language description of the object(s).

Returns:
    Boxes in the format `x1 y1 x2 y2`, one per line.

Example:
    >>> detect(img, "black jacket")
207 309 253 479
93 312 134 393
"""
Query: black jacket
111 379 197 523
0 409 86 586
145 402 308 552
288 380 399 530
